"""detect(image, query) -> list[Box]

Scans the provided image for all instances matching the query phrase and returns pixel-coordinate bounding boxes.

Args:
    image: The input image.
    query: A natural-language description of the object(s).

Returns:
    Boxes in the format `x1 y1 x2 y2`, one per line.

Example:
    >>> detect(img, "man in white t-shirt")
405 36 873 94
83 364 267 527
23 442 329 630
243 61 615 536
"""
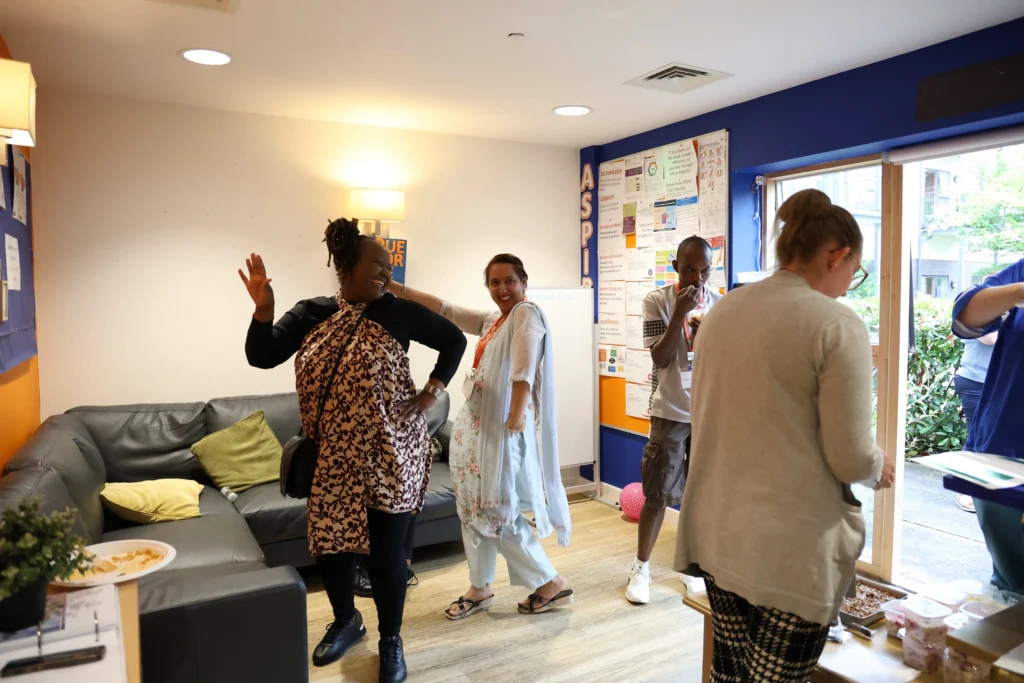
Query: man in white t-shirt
625 236 722 605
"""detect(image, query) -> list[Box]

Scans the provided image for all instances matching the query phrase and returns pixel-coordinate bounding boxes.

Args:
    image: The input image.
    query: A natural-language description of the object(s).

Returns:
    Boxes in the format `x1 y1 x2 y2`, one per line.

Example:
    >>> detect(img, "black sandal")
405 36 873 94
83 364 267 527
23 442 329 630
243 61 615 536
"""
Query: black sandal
518 589 574 614
444 594 494 620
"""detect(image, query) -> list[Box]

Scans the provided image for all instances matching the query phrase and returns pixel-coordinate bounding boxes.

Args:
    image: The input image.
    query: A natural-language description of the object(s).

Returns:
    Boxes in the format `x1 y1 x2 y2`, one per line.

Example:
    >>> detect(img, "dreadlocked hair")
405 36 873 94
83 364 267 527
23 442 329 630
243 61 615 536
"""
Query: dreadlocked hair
324 218 370 274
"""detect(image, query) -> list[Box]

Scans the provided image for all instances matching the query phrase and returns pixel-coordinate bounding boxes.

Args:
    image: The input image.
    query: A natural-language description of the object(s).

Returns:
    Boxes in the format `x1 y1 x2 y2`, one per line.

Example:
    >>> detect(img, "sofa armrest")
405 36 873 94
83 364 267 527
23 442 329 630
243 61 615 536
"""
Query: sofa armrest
435 420 453 462
138 564 308 683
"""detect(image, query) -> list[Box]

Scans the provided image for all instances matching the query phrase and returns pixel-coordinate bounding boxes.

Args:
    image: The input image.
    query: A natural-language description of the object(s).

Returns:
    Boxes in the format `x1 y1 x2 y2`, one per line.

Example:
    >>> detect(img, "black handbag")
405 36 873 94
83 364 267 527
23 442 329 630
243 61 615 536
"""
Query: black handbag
280 314 364 499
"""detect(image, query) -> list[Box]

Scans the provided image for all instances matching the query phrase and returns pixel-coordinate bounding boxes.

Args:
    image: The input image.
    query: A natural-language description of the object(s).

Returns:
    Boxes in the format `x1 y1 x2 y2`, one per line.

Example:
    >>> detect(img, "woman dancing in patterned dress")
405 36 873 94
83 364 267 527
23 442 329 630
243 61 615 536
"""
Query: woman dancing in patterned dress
241 218 466 682
393 254 574 620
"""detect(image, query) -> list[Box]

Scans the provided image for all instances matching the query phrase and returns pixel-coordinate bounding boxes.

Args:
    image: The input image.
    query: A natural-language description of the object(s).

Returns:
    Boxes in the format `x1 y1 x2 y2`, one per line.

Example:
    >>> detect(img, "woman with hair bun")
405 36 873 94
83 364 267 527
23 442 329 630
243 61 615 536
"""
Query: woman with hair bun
674 189 895 682
395 254 574 620
240 218 466 682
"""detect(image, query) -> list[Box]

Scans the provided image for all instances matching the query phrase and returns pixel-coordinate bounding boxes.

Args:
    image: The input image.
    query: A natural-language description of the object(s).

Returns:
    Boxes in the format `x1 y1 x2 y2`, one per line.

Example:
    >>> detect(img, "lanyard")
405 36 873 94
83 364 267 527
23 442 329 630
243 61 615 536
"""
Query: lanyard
679 283 705 351
473 316 507 369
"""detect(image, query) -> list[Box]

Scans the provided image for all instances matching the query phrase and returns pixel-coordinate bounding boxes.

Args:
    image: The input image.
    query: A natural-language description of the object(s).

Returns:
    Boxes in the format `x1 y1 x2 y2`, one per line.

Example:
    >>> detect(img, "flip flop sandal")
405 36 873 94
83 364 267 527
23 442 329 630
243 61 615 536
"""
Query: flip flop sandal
518 589 575 614
445 595 494 621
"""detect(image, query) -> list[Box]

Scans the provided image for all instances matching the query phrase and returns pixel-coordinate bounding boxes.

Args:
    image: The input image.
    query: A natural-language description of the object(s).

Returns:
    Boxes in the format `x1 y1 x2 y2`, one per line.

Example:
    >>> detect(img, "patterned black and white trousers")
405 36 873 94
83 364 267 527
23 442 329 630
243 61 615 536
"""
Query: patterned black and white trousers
703 572 831 683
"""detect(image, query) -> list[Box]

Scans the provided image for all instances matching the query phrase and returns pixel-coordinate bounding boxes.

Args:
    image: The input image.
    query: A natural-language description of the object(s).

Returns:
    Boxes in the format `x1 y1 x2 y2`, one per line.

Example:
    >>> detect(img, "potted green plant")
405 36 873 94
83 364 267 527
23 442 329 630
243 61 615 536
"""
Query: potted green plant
0 498 93 633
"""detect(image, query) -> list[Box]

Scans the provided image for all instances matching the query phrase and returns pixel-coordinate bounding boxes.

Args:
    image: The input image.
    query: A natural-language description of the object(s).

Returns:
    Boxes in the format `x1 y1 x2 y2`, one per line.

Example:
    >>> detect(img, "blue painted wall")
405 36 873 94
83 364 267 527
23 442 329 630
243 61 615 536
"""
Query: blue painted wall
589 18 1024 490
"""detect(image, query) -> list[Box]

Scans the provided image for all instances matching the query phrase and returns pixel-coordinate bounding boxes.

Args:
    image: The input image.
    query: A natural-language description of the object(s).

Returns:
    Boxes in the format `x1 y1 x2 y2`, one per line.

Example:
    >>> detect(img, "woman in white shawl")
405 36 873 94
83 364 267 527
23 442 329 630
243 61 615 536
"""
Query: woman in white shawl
391 254 573 618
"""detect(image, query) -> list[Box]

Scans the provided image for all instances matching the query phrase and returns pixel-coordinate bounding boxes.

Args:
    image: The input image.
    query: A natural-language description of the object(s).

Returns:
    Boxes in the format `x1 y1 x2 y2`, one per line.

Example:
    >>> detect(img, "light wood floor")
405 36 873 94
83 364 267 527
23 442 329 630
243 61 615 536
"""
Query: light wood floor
305 499 705 683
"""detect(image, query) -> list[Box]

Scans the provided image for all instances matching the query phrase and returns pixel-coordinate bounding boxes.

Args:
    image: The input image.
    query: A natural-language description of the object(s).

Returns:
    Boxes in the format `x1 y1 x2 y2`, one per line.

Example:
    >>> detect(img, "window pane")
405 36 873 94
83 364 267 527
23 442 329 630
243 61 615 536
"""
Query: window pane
777 166 882 342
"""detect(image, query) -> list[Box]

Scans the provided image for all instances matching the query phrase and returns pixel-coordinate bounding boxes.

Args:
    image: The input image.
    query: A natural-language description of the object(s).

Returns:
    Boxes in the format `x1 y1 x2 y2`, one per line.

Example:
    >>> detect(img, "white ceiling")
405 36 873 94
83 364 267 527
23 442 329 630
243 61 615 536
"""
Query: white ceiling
2 0 1023 148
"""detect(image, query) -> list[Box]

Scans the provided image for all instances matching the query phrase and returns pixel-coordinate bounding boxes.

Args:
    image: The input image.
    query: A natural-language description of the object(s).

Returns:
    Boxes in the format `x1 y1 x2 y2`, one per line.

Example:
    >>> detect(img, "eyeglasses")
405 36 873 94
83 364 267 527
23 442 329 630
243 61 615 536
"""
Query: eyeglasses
850 263 870 290
828 248 870 291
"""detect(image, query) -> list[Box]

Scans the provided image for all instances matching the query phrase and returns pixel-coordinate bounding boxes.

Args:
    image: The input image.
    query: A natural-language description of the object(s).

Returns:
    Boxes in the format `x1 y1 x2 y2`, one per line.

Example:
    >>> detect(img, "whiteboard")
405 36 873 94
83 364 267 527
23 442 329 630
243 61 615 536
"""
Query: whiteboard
529 287 597 469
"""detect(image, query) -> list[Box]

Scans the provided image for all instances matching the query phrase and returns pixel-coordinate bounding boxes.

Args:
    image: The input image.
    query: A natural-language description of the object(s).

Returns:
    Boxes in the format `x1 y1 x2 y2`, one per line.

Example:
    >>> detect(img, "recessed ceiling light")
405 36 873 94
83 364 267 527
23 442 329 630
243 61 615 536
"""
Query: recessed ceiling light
180 49 231 66
553 105 591 117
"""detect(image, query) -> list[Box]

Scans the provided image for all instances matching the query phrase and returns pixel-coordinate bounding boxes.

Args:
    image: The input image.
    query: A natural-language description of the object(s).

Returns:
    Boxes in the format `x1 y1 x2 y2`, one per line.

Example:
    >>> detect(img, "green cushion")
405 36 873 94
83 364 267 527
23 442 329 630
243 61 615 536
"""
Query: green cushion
190 410 282 493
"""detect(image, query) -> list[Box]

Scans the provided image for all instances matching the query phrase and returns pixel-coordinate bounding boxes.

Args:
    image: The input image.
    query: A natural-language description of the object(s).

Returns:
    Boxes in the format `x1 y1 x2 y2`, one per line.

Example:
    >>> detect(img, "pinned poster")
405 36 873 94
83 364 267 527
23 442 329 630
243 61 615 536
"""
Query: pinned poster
626 247 655 282
636 211 656 248
598 345 626 377
706 233 726 289
4 235 20 291
12 149 27 224
624 154 644 195
655 249 678 288
599 159 626 196
626 315 645 349
375 237 407 284
676 196 699 239
664 141 698 199
622 201 637 235
598 221 626 279
598 281 626 315
598 312 626 346
625 382 652 420
653 199 677 231
626 280 655 314
626 348 653 386
643 150 664 196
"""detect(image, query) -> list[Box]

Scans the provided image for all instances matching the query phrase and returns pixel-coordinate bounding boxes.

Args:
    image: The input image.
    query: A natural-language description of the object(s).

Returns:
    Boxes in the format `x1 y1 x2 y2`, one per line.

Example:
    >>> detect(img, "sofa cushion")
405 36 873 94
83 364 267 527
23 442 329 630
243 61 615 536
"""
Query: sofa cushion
206 394 302 445
68 403 209 484
4 416 108 542
232 483 307 545
0 466 93 541
191 411 282 493
101 486 263 570
418 462 457 523
100 479 205 525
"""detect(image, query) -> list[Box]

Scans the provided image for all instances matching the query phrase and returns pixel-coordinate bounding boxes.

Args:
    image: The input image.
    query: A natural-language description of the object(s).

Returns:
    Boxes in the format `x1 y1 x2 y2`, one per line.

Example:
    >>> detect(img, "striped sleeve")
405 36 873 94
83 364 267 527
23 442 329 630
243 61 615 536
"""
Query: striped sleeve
643 291 668 349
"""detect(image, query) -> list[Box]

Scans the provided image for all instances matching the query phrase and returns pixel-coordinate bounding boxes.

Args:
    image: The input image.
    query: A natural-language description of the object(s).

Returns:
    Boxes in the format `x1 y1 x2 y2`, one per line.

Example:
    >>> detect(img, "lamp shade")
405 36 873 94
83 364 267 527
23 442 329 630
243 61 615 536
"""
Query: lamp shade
0 59 36 147
351 189 405 222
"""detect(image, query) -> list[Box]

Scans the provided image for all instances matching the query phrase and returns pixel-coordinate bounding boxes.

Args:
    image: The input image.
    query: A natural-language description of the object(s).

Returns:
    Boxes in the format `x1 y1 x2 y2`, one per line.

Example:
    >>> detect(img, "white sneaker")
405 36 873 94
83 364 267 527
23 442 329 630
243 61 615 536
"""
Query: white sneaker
679 574 706 594
625 563 652 605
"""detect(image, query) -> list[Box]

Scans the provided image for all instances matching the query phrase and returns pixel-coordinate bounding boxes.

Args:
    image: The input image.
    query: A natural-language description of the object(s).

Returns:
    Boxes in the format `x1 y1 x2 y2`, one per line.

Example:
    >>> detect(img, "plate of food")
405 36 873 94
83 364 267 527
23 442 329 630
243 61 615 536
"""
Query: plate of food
52 540 176 587
840 577 908 627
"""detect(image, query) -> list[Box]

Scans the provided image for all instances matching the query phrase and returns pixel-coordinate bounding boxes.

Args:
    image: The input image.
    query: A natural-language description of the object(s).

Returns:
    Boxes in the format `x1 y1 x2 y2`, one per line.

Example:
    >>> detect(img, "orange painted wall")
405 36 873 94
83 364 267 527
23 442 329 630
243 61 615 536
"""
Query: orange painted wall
0 33 41 468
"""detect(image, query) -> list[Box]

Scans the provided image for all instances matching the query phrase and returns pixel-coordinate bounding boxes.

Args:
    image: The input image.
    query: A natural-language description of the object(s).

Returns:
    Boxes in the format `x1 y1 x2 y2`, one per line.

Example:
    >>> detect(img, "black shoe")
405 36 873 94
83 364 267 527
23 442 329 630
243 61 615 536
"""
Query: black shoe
378 635 407 683
312 610 366 667
354 562 373 598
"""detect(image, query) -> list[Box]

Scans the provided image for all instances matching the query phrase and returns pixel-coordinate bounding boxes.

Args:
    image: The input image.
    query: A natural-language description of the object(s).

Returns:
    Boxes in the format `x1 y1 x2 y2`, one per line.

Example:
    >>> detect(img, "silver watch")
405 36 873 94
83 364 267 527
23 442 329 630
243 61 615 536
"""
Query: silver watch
423 384 444 400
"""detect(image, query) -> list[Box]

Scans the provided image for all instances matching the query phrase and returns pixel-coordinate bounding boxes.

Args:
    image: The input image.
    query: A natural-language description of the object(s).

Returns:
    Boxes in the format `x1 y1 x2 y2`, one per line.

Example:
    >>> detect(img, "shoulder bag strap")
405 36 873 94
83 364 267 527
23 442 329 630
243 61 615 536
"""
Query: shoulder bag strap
311 311 366 442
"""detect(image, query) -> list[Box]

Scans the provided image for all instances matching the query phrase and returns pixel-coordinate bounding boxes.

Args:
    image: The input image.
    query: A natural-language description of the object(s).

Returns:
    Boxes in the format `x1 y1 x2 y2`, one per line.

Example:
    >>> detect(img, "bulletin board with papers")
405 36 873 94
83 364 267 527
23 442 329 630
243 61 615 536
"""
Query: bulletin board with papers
596 129 729 433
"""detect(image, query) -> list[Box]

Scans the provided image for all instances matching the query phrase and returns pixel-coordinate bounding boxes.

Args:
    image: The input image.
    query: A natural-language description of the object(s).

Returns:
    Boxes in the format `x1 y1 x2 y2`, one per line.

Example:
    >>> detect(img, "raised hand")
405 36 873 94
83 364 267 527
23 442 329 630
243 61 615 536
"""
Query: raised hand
239 253 275 320
673 285 701 320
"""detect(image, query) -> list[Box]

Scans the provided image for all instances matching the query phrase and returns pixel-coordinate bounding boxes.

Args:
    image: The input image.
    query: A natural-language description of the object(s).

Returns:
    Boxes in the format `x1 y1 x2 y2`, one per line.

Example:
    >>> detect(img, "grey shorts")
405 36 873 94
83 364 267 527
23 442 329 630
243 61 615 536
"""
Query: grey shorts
640 417 692 508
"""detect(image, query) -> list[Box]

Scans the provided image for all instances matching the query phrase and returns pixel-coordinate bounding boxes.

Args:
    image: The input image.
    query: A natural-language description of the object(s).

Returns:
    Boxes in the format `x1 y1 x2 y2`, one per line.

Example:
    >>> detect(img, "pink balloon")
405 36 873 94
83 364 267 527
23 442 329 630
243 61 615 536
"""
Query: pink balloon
620 482 646 521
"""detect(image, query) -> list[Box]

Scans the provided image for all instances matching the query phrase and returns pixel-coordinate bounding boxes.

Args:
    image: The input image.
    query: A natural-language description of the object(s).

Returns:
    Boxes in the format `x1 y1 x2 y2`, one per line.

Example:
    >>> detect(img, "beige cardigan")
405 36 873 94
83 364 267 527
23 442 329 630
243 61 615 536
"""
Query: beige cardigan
674 270 882 625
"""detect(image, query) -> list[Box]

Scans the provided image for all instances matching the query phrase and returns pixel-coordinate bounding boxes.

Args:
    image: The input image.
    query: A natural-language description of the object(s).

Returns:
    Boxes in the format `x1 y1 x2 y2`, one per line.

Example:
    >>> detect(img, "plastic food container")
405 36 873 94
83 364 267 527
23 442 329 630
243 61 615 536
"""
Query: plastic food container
921 586 967 611
902 596 952 645
882 598 905 637
950 579 985 600
903 635 945 673
959 599 1004 623
944 613 968 632
944 646 992 683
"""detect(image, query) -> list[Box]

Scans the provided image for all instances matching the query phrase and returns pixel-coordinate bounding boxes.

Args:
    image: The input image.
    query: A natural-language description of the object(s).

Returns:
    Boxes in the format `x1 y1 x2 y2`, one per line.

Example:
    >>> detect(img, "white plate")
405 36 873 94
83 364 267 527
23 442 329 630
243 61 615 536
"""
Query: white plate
51 539 177 587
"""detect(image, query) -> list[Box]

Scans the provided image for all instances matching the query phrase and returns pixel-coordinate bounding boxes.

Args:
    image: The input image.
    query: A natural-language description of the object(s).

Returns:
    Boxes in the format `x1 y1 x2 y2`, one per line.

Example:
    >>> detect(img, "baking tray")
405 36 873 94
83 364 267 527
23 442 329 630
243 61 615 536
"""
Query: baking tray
839 576 908 627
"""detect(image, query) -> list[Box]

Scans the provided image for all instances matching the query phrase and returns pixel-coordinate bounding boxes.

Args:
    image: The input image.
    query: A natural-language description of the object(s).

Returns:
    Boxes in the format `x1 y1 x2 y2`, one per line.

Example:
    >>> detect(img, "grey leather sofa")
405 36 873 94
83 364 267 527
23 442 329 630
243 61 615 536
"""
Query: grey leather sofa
0 392 458 683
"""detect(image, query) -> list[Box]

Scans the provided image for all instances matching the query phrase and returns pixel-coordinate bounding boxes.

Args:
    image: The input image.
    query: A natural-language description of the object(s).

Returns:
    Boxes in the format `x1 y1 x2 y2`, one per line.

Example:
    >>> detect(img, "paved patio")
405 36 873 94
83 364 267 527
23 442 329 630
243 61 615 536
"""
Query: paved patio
860 461 992 591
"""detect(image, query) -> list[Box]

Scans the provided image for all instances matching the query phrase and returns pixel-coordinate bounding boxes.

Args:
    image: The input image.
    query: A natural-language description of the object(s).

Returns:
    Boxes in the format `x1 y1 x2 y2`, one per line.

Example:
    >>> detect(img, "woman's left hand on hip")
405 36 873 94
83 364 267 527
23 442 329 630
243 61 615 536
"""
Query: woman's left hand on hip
397 391 436 422
506 413 526 433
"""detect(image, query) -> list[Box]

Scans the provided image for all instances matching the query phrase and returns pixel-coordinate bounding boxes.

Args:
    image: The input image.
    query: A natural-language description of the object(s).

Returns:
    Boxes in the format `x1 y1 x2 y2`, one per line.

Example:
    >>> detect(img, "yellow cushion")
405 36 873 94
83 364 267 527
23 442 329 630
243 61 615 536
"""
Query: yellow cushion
190 410 282 493
100 479 204 524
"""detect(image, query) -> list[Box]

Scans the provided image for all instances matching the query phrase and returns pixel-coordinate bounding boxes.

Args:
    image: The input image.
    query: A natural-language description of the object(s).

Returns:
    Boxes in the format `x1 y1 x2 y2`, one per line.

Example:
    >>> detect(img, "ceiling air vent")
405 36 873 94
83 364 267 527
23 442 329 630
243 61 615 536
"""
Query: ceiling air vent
626 63 731 95
148 0 238 12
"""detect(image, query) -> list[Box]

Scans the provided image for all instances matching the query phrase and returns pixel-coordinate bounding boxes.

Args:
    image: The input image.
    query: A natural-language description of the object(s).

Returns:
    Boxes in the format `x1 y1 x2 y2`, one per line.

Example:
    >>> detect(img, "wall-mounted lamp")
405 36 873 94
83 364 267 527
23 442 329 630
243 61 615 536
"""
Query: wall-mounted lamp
0 58 36 167
351 188 405 238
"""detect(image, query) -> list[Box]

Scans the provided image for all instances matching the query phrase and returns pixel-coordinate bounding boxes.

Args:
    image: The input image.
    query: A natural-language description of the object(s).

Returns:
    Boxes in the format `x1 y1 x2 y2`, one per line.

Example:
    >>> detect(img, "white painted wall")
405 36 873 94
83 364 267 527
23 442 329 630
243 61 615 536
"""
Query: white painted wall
33 91 579 419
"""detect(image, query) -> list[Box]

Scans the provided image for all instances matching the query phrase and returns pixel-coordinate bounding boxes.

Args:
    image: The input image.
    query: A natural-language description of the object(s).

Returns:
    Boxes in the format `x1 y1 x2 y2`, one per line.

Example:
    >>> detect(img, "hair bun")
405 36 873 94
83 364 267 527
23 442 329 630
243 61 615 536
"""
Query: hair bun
778 188 833 223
